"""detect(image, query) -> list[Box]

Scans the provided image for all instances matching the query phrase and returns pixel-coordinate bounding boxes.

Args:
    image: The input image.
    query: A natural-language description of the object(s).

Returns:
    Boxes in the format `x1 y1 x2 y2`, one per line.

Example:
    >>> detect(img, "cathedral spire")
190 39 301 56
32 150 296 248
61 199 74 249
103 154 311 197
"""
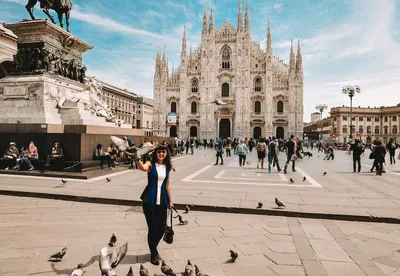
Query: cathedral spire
296 39 303 75
266 19 272 52
202 1 208 35
237 0 243 33
289 39 295 72
181 24 187 59
209 6 214 33
244 0 250 33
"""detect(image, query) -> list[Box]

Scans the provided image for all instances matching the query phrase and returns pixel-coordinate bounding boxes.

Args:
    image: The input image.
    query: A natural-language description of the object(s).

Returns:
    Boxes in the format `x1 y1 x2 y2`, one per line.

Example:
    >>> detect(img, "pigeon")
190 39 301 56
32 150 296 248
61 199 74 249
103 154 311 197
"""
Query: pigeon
49 247 67 261
109 234 117 247
161 260 176 276
126 266 133 276
61 179 67 184
194 264 209 276
290 178 294 183
184 260 195 276
173 168 176 172
323 172 327 176
303 176 306 182
257 202 263 208
99 243 128 276
230 250 238 262
70 263 83 276
184 205 190 214
106 178 111 182
177 215 188 225
16 120 21 123
275 198 285 208
210 99 228 106
139 264 149 276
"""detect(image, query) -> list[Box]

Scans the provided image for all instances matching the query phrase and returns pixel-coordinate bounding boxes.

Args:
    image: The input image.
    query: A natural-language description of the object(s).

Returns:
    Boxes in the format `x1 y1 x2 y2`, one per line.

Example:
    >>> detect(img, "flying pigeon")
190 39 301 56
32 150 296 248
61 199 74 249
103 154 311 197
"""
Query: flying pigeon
139 264 149 276
99 243 128 276
184 260 195 276
106 178 111 182
49 247 67 261
177 215 188 225
184 205 190 214
323 172 327 176
303 176 306 182
173 168 176 172
70 263 83 276
61 179 67 184
17 120 21 123
257 202 263 208
194 264 209 276
210 99 228 106
109 234 117 247
161 260 176 276
275 198 285 208
126 266 133 276
290 178 294 183
230 250 238 262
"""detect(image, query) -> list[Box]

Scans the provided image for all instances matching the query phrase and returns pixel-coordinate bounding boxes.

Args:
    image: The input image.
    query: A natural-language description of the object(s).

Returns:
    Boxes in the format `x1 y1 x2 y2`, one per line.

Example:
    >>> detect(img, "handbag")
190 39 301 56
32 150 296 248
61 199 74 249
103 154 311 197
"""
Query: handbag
369 152 375 159
163 208 174 244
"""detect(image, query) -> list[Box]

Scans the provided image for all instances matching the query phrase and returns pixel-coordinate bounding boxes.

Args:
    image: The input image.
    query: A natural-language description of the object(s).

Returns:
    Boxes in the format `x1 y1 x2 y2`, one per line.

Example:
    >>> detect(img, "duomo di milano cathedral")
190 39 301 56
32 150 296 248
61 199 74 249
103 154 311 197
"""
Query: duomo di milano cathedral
152 0 304 139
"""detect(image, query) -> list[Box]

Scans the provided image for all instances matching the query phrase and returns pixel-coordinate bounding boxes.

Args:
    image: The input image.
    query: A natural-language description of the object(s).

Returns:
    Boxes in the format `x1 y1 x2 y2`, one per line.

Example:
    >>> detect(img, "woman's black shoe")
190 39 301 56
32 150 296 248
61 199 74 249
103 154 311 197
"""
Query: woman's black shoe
150 254 160 265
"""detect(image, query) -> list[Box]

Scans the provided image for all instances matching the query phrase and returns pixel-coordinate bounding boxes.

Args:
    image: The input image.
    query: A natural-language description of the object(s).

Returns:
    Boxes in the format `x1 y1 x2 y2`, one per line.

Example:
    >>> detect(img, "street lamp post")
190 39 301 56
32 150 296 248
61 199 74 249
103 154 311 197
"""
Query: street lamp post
315 104 327 140
342 85 361 139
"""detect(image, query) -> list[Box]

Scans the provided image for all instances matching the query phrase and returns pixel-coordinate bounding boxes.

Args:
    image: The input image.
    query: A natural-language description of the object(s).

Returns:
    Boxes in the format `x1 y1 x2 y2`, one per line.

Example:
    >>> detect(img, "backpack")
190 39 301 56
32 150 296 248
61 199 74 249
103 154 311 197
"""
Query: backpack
391 143 396 149
257 143 265 152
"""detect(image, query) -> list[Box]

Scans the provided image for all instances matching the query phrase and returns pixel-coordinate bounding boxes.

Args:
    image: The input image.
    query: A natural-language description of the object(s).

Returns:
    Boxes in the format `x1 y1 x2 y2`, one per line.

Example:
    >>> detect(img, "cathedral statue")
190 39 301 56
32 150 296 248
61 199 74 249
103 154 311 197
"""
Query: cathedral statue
25 0 73 32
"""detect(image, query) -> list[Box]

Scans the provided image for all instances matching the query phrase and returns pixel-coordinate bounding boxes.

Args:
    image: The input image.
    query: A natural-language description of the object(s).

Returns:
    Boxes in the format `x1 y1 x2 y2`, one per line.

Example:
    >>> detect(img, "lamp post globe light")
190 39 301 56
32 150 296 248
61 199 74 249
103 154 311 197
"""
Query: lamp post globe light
342 85 361 139
315 104 327 140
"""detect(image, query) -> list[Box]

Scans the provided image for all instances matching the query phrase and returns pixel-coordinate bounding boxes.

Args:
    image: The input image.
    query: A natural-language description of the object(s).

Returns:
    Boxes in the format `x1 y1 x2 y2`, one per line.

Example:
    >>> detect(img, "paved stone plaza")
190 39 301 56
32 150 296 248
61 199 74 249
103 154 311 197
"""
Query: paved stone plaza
0 149 400 275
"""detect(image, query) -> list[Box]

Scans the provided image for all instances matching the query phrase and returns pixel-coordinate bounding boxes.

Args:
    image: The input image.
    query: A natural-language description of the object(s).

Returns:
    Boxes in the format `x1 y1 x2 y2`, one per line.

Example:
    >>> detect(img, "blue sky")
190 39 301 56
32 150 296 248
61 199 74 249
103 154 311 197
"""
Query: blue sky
1 0 400 122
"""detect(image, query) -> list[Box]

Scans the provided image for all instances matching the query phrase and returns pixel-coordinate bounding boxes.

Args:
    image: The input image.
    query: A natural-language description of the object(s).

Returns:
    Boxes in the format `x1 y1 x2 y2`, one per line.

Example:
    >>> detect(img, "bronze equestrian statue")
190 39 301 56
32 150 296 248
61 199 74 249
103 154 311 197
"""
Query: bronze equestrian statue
25 0 72 32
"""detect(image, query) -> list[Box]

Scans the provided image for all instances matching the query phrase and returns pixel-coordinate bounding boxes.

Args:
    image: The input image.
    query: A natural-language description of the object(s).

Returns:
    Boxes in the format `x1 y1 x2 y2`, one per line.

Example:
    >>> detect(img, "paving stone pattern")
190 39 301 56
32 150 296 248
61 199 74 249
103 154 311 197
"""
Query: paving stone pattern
1 196 400 275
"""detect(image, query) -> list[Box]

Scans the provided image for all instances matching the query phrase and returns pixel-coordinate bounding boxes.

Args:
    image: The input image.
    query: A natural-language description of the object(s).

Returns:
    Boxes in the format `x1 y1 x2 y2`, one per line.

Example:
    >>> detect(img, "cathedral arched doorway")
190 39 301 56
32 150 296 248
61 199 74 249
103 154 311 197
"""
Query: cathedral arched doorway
219 119 231 138
276 127 284 139
169 126 177 137
190 126 198 137
253 127 261 139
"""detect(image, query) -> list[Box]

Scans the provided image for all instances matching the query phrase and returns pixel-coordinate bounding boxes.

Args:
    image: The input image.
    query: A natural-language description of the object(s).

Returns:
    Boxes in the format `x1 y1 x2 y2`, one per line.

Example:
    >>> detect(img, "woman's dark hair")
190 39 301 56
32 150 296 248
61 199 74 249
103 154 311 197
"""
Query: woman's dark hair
151 145 172 171
96 143 102 149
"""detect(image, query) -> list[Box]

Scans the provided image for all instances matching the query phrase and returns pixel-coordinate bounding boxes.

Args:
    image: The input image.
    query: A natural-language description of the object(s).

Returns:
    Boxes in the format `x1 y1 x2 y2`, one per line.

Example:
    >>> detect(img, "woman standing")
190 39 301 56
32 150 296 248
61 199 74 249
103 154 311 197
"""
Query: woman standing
135 145 174 265
374 140 386 176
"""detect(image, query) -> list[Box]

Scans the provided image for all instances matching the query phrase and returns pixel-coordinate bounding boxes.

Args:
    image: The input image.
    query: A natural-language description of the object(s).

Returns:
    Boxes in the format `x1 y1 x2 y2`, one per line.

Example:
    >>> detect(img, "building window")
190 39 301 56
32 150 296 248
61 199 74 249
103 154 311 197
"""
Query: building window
375 117 379 122
221 83 229 97
393 125 398 134
352 116 355 121
191 102 197 114
375 126 379 134
254 101 261 114
343 116 347 121
277 101 284 113
221 45 231 69
367 117 371 122
359 116 363 121
333 117 337 121
384 126 388 134
136 120 141 129
171 102 177 113
191 78 198 93
367 126 371 134
342 125 347 134
146 121 149 128
254 77 262 92
359 126 363 133
384 116 388 122
393 116 397 122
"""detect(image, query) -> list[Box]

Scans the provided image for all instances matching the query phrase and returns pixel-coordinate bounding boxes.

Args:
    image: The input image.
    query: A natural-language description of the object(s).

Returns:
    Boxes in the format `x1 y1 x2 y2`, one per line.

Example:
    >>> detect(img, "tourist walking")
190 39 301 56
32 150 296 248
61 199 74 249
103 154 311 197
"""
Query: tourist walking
348 137 363 173
373 140 386 176
268 137 281 172
256 138 267 169
135 145 174 265
236 140 249 167
283 135 296 173
387 138 396 164
214 137 224 165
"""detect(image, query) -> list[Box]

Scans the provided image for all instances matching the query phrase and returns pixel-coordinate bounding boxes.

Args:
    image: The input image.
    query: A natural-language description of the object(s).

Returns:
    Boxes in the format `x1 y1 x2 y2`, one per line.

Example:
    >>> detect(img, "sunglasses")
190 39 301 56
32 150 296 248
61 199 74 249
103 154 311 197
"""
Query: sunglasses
157 150 167 154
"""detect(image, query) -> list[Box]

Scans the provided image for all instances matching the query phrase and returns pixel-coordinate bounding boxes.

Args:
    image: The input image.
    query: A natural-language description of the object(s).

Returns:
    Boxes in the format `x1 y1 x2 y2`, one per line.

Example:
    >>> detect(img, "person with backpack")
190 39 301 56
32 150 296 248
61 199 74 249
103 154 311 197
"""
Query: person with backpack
268 137 281 173
256 138 267 169
348 137 363 173
235 140 249 167
214 137 224 165
387 137 396 164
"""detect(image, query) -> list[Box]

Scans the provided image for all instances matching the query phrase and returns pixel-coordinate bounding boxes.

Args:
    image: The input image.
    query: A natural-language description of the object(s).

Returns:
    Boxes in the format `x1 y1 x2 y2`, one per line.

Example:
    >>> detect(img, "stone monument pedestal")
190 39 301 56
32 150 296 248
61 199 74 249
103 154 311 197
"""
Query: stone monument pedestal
0 20 145 161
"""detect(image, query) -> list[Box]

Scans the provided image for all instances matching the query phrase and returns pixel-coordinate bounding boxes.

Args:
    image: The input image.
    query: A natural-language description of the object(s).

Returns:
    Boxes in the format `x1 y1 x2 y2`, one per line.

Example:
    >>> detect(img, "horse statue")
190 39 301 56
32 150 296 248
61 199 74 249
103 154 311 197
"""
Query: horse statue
25 0 72 32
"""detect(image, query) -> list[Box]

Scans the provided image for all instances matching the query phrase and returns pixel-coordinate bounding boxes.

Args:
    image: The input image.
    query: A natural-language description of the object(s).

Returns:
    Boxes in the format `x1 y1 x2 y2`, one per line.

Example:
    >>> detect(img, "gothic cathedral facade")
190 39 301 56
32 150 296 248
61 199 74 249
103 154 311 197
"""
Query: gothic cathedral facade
153 1 304 140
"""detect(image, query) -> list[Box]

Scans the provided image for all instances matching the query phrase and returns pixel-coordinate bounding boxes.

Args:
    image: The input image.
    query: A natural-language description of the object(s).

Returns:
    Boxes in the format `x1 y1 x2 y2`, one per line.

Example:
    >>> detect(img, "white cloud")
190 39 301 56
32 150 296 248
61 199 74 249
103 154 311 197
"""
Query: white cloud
273 1 283 12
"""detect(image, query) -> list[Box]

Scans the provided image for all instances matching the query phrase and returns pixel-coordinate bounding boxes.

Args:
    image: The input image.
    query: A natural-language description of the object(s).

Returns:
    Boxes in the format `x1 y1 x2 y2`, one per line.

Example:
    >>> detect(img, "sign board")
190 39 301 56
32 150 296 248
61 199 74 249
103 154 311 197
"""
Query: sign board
167 112 177 126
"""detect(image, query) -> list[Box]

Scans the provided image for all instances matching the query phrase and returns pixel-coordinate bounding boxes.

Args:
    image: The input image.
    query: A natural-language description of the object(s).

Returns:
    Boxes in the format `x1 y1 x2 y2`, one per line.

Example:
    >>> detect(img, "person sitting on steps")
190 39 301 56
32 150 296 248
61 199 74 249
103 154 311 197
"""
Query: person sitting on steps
45 142 64 168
